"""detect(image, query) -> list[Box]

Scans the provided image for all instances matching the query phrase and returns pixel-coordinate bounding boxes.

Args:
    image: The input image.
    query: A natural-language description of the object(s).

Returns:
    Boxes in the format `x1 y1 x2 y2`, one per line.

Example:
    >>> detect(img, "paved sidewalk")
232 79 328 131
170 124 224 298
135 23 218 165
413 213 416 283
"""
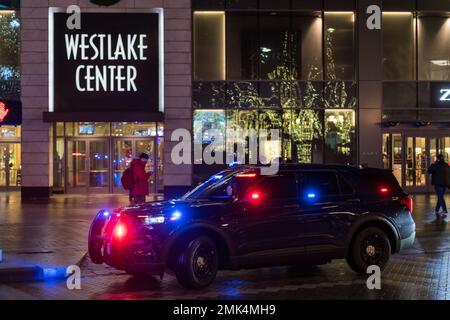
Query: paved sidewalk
0 192 450 299
0 192 161 276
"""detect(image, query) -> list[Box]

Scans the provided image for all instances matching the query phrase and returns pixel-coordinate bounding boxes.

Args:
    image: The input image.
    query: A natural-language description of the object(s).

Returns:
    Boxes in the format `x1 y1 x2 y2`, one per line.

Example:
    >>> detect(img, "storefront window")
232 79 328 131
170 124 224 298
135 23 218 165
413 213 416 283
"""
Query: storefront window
324 109 355 164
55 122 64 137
215 12 324 81
324 12 355 80
65 122 110 137
418 16 450 80
258 110 282 163
226 13 258 80
0 125 21 187
291 109 323 163
383 12 416 80
382 133 390 170
55 122 163 193
0 11 20 81
111 122 158 137
292 14 323 80
0 141 20 187
193 110 226 153
382 133 404 186
406 137 426 187
54 136 64 190
259 14 291 80
194 12 226 80
0 125 20 139
157 122 164 137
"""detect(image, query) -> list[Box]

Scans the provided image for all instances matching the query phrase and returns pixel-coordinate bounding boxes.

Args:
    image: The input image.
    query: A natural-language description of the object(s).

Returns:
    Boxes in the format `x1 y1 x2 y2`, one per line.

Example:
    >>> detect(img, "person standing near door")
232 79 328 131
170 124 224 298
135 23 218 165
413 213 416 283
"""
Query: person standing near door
130 153 151 204
428 154 450 218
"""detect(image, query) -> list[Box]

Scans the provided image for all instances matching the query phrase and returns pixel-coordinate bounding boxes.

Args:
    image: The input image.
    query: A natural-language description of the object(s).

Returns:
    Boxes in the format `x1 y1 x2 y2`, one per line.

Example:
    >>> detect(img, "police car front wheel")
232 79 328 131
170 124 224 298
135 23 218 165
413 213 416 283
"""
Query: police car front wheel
174 236 219 289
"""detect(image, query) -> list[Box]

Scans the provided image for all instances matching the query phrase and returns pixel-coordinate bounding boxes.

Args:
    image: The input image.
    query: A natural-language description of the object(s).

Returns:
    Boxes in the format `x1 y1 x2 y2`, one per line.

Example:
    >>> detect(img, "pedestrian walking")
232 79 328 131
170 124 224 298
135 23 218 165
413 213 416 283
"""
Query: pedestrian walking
121 153 151 205
428 154 450 219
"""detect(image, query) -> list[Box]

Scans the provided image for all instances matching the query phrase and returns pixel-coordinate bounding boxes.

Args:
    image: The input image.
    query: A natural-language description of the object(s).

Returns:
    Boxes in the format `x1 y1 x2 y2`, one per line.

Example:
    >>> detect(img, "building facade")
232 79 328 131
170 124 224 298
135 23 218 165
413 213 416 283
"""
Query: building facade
0 0 449 198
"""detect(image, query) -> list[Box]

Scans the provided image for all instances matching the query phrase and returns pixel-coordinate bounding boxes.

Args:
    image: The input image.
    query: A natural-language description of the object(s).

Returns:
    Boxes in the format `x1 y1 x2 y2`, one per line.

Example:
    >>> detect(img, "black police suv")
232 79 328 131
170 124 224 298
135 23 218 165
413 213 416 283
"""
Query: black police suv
88 164 416 289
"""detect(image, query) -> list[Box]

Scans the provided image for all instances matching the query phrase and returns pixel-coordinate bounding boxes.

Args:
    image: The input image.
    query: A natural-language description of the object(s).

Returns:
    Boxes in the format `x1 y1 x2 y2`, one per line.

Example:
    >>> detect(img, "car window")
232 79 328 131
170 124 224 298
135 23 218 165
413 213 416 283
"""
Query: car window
337 174 354 194
182 169 258 200
253 173 297 200
356 171 404 196
298 171 340 200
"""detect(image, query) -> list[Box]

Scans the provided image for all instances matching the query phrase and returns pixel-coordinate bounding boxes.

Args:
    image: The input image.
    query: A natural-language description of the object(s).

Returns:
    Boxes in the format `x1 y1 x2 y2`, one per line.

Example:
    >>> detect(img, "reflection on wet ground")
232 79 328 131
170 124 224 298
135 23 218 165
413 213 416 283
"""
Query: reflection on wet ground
1 192 450 300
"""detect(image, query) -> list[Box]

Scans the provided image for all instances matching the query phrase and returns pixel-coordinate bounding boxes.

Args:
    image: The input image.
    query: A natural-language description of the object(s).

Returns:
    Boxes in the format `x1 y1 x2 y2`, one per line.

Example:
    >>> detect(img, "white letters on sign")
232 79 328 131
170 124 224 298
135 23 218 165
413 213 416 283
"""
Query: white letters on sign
440 89 450 101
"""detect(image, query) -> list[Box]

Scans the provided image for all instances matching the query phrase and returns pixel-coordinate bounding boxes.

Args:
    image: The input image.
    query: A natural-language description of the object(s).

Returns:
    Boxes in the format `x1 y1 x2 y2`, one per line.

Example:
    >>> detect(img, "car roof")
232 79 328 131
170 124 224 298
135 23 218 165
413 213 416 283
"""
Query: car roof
229 163 393 175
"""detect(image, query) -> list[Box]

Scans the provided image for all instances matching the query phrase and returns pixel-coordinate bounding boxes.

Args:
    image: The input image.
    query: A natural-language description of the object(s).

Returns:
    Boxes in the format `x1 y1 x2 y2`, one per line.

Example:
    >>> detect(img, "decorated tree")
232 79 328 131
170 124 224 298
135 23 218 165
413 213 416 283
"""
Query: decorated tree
0 11 20 80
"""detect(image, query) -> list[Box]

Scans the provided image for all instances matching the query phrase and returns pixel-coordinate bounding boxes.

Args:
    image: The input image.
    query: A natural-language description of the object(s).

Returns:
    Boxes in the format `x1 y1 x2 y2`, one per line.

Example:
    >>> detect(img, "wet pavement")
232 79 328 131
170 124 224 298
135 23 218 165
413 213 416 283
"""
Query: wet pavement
1 192 450 300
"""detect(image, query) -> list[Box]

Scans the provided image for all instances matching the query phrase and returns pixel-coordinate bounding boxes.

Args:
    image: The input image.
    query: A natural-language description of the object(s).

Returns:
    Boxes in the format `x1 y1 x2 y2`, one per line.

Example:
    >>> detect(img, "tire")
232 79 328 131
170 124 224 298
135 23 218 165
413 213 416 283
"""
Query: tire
88 212 107 264
346 227 391 274
174 236 219 289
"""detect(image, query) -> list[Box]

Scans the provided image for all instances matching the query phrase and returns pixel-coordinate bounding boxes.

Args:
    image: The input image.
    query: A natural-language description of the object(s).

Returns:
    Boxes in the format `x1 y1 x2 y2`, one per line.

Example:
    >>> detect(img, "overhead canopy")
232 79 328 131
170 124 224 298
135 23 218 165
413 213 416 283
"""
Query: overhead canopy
42 111 164 123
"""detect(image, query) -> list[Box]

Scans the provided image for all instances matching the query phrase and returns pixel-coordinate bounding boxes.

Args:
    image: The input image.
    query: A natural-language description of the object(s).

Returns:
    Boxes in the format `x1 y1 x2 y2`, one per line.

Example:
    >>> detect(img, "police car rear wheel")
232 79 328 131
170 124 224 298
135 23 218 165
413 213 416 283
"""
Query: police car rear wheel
347 227 391 274
175 236 218 289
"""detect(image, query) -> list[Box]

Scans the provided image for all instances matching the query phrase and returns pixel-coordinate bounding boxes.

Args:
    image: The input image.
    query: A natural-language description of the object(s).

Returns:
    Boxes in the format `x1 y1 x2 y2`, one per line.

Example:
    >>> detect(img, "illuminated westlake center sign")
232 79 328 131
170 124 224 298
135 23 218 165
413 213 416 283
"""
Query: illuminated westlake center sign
51 11 161 114
65 33 148 92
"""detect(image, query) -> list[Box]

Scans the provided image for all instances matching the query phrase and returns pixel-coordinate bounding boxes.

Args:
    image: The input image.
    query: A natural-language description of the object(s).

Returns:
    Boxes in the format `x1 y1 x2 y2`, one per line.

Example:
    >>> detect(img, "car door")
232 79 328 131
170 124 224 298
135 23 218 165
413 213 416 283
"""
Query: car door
296 170 345 249
231 172 303 256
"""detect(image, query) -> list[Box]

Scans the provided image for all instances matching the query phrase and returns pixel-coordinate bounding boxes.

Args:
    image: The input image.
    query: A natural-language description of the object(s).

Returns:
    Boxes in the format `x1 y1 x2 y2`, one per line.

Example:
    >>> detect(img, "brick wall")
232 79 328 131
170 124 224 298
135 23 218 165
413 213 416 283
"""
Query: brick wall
20 0 192 197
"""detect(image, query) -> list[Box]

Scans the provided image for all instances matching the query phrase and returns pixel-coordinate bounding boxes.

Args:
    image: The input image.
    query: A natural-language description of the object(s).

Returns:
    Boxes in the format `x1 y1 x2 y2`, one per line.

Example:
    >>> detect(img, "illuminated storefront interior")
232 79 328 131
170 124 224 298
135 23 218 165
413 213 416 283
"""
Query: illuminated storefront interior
0 10 20 189
0 125 20 188
192 8 357 178
382 11 450 192
53 122 164 194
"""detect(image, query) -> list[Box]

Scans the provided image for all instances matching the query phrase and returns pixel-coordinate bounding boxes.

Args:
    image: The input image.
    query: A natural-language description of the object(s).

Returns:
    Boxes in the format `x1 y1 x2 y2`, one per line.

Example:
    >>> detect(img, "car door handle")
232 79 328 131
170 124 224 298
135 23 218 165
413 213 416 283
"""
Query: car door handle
283 204 298 209
321 205 339 209
346 198 360 203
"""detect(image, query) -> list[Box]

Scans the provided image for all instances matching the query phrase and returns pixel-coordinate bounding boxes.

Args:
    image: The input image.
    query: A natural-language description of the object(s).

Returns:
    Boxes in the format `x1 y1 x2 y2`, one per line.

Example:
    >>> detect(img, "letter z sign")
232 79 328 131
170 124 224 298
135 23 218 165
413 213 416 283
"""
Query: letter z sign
431 83 450 107
440 89 450 101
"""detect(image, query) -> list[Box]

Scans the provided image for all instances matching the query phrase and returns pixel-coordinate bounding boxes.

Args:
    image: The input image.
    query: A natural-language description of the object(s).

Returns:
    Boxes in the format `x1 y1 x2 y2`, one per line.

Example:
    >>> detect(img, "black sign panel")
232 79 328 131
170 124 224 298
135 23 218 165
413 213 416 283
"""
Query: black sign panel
52 12 160 113
90 0 121 5
0 99 21 125
431 82 450 108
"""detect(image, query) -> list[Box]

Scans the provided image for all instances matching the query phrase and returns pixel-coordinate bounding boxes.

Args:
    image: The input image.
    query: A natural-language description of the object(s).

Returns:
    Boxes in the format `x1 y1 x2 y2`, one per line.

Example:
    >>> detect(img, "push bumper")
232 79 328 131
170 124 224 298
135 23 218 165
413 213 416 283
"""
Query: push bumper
103 248 166 276
399 231 416 251
102 235 166 276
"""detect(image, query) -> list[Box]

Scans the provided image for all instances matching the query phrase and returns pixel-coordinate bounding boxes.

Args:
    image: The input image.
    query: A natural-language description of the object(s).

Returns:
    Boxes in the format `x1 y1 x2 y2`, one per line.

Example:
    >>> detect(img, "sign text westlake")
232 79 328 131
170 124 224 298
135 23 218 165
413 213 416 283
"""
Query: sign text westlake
52 12 159 114
64 33 149 92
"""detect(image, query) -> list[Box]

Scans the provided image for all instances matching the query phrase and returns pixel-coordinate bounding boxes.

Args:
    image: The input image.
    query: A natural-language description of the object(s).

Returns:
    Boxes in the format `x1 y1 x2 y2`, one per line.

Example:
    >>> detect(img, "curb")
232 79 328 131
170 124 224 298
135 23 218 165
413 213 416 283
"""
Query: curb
0 251 88 284
76 252 89 267
0 266 42 283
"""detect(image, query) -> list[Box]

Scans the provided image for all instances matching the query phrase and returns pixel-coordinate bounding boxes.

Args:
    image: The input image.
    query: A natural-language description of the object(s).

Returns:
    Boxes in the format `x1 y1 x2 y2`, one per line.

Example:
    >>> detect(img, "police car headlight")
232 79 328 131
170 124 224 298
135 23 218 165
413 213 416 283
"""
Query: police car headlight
144 216 165 225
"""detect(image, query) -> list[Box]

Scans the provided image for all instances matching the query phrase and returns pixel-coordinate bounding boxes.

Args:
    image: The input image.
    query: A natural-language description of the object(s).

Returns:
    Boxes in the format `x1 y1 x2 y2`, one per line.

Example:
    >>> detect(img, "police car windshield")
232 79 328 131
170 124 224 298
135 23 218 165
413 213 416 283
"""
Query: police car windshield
182 169 257 200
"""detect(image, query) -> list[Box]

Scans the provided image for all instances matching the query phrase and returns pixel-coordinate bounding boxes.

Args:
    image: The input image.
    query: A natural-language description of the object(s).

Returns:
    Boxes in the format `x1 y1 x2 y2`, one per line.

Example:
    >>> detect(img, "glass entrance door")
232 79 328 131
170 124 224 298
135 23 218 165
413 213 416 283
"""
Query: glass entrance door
405 137 427 190
112 138 163 194
136 139 156 193
431 137 450 162
383 134 441 193
67 139 110 193
113 139 133 192
0 143 21 188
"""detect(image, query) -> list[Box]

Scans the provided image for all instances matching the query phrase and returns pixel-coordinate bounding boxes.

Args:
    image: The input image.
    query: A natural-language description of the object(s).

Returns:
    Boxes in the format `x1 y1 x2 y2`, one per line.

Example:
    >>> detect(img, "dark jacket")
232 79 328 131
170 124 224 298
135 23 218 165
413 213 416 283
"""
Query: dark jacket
428 160 450 187
130 159 151 196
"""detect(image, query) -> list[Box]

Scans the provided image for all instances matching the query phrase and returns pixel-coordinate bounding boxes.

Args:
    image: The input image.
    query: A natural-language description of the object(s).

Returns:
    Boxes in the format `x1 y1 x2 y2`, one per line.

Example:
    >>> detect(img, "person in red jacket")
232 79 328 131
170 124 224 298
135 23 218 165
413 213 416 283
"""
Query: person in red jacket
129 153 151 204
